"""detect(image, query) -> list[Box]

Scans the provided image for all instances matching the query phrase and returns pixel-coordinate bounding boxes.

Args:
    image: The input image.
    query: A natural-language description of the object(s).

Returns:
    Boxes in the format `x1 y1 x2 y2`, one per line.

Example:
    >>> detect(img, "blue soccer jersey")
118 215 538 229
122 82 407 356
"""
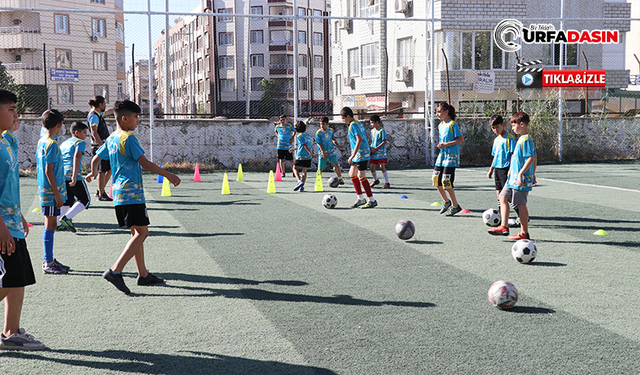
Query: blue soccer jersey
0 136 24 239
348 120 370 162
370 128 387 160
435 120 462 168
296 133 313 161
2 130 18 152
315 128 337 159
491 132 516 169
506 134 537 191
40 126 57 141
275 123 295 150
36 137 67 207
60 137 87 181
96 130 145 206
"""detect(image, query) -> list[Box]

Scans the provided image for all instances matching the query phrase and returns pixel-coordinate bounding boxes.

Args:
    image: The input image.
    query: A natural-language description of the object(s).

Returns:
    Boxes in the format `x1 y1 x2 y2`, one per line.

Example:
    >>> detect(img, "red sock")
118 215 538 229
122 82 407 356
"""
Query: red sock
351 176 362 195
360 178 373 197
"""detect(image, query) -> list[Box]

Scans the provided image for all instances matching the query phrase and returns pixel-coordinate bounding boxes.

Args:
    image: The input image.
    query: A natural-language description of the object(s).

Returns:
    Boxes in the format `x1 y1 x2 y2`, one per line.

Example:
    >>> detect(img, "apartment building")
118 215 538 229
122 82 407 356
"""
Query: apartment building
127 59 150 114
0 0 124 112
332 0 632 117
153 0 332 117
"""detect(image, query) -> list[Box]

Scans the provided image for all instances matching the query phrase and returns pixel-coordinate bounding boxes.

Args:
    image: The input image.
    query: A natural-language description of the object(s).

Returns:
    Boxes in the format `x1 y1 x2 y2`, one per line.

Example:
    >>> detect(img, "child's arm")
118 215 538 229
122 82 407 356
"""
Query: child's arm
372 139 387 154
487 166 494 179
303 144 316 159
21 214 28 238
438 135 464 149
45 163 63 208
137 155 181 187
517 155 537 187
0 217 15 255
85 154 102 182
348 134 363 163
103 107 114 117
332 138 345 150
70 149 82 187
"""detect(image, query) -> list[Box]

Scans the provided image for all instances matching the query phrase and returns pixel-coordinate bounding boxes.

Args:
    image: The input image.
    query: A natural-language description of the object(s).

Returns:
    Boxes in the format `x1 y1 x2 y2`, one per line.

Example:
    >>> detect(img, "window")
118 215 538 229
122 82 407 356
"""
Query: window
219 32 233 46
348 48 360 77
220 56 234 69
545 43 578 66
250 6 263 19
298 31 306 44
335 74 342 96
116 49 125 72
94 85 108 102
271 54 293 67
360 0 379 17
220 79 234 92
270 30 292 45
57 84 73 104
93 52 107 70
115 21 124 44
251 78 263 91
313 33 322 46
251 54 264 67
314 55 323 69
298 7 306 17
56 49 72 69
250 30 263 44
438 30 515 71
54 14 68 34
197 58 203 72
91 0 105 3
92 18 106 37
299 54 308 67
314 78 323 91
218 8 232 23
313 9 322 22
299 77 308 91
397 37 413 68
361 43 379 78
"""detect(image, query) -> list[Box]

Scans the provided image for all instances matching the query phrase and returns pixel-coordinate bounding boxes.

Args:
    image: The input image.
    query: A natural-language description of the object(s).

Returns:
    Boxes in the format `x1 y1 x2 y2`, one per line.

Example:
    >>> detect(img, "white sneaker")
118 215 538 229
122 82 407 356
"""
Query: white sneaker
0 328 46 351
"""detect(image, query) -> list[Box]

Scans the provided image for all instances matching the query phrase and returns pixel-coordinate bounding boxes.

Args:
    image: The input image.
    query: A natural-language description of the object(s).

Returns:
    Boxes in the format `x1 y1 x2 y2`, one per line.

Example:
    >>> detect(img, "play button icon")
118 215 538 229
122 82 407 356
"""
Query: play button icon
521 73 534 86
517 71 542 88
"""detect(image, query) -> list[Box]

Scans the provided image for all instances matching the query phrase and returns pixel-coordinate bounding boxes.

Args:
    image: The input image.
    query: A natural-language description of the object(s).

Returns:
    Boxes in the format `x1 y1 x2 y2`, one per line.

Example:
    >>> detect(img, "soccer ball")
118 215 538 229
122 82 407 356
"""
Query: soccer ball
328 176 340 188
322 194 337 209
482 208 501 227
488 280 518 310
395 220 415 240
512 239 537 264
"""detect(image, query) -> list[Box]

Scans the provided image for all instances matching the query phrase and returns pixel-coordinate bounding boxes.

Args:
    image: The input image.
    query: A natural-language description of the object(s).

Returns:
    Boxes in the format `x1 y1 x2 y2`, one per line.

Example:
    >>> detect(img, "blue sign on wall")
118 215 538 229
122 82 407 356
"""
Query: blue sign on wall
50 69 79 82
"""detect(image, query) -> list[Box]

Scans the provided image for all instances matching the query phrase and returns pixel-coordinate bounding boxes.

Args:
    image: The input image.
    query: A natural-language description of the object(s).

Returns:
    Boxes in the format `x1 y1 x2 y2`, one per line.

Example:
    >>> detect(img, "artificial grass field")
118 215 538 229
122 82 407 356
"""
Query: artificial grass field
1 162 640 374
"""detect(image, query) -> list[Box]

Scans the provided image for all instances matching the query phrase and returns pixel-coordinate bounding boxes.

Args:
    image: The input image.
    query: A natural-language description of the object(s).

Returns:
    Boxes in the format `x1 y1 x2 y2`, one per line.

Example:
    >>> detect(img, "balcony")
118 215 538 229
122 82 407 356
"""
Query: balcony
0 26 41 51
269 40 293 52
1 62 41 70
269 63 293 75
268 18 293 28
267 0 292 3
0 0 40 7
2 63 44 85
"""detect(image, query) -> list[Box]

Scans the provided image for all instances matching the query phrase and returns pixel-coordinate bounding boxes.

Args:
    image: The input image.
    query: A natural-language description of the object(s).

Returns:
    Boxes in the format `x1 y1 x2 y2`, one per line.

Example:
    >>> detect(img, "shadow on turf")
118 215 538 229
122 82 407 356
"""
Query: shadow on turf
158 272 308 286
406 240 444 245
507 306 556 314
527 261 567 267
532 216 640 225
536 239 640 249
2 350 338 374
149 199 260 206
70 223 244 238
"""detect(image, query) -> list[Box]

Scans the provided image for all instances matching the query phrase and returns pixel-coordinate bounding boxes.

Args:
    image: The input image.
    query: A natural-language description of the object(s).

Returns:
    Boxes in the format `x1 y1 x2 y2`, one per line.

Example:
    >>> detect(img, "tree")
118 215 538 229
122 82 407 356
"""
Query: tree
0 62 47 114
259 78 280 118
0 61 15 90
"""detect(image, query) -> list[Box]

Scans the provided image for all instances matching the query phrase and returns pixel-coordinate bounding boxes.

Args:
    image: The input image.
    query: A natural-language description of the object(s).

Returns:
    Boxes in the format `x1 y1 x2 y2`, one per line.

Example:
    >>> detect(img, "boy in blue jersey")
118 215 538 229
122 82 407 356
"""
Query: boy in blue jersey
88 96 114 201
433 102 464 216
275 114 296 178
368 115 390 189
486 115 519 222
57 121 92 233
87 100 181 294
341 107 377 209
37 109 70 274
489 112 537 240
291 121 316 192
0 89 46 350
2 111 19 152
316 116 345 185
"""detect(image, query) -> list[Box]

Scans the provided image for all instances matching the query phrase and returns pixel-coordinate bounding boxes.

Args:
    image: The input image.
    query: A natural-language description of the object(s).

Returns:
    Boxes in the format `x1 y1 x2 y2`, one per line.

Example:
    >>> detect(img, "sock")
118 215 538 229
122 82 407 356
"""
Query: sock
360 177 373 197
338 176 344 181
371 171 378 181
368 196 376 203
358 193 365 200
383 171 389 184
351 176 363 195
43 229 54 262
65 201 86 220
57 206 69 225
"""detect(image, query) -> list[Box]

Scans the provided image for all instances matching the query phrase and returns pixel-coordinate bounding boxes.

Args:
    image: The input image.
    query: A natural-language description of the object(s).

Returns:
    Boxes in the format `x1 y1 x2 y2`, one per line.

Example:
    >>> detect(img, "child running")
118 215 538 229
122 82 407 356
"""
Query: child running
292 121 316 192
315 116 345 185
488 112 537 240
433 102 464 216
368 115 390 188
87 100 180 294
486 115 518 224
341 107 377 209
275 114 296 178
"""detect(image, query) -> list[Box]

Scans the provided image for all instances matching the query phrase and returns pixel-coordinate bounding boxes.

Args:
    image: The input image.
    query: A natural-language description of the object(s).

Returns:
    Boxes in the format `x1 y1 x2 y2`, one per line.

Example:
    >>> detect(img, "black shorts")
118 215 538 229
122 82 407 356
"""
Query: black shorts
0 238 36 288
63 180 91 207
350 160 369 171
115 203 150 228
494 167 509 191
92 145 111 173
432 166 456 188
294 159 312 168
277 149 293 160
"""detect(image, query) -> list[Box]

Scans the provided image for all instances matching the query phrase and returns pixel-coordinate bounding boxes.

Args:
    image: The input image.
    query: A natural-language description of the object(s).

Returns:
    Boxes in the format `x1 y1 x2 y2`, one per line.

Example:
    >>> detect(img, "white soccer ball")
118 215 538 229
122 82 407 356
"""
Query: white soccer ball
488 280 518 310
511 239 537 264
322 194 337 209
482 208 501 227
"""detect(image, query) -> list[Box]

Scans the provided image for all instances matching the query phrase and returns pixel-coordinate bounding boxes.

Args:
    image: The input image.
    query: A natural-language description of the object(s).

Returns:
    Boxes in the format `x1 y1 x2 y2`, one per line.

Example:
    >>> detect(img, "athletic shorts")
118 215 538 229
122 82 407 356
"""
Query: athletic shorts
294 159 312 168
318 155 338 170
277 149 294 160
493 167 509 192
42 206 61 217
432 166 456 188
370 158 388 165
115 203 150 228
64 180 91 207
500 186 529 206
0 238 36 288
350 160 369 171
92 145 112 173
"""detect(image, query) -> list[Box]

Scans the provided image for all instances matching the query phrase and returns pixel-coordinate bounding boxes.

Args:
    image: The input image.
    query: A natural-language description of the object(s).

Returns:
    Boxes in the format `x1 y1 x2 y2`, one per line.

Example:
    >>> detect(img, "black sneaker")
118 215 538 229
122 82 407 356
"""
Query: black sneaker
137 272 165 286
350 198 367 208
445 205 462 217
361 200 378 209
98 193 113 202
370 179 380 187
439 200 452 214
53 258 70 270
103 269 131 294
95 190 101 198
59 215 76 233
338 179 345 185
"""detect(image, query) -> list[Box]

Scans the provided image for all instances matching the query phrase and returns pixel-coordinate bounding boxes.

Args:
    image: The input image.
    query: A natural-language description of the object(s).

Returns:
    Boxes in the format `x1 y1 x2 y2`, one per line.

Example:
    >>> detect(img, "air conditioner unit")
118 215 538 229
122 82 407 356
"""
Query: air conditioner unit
90 35 99 42
343 77 354 87
402 94 415 108
338 19 352 31
395 66 410 82
395 0 412 13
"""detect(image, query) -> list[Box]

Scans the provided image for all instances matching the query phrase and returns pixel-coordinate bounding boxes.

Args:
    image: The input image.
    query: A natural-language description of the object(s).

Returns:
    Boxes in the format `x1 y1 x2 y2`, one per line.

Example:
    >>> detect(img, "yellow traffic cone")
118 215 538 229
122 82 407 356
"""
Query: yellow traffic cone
236 163 244 182
221 173 231 195
314 170 324 192
161 177 171 197
267 170 277 193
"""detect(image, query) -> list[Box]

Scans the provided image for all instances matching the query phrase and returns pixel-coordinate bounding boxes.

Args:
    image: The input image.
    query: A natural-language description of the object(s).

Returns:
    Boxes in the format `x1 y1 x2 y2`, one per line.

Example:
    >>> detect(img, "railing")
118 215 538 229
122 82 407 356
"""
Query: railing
269 40 292 46
1 62 42 70
269 63 293 70
0 26 40 34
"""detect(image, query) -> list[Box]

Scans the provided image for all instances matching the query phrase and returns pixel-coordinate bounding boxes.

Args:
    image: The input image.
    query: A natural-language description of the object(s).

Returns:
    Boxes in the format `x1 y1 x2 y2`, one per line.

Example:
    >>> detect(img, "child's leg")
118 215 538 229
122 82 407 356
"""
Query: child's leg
518 204 529 233
499 194 511 227
370 162 378 182
381 163 389 184
43 215 57 262
292 165 301 181
57 206 69 225
332 163 343 178
445 188 458 207
65 201 86 220
1 287 24 337
278 159 285 175
301 167 307 184
436 186 448 202
359 168 375 200
111 225 149 275
349 165 363 197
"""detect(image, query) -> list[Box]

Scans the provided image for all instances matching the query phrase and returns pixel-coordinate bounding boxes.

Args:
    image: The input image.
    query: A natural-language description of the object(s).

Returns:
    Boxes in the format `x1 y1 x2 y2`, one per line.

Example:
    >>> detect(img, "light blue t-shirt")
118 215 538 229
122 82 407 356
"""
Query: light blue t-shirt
506 134 537 192
296 133 313 161
0 136 24 239
491 132 516 169
37 137 67 207
275 123 295 150
435 120 462 168
2 130 18 152
60 137 87 181
40 126 58 141
96 130 145 206
315 128 337 159
370 128 387 160
348 120 370 163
